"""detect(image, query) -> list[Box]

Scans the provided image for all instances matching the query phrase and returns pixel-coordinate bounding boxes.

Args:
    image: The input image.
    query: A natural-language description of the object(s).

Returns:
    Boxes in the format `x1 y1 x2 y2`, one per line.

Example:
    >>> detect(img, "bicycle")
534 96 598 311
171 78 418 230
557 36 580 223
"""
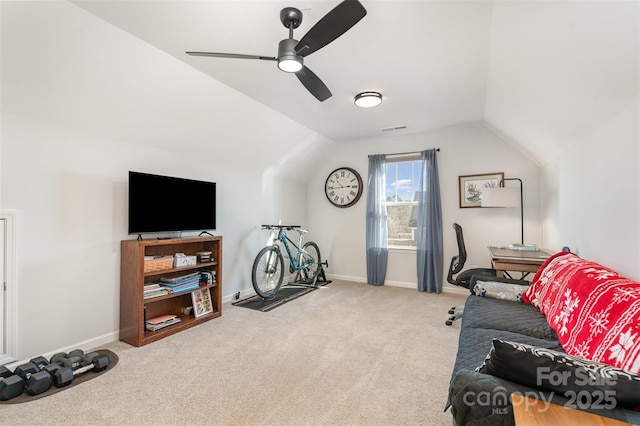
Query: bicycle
251 224 325 299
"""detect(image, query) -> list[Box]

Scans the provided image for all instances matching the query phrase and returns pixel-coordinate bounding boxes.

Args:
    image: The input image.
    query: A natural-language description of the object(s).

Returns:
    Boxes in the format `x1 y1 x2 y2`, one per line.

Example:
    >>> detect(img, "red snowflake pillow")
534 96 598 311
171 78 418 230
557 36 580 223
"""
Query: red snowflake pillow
522 252 640 374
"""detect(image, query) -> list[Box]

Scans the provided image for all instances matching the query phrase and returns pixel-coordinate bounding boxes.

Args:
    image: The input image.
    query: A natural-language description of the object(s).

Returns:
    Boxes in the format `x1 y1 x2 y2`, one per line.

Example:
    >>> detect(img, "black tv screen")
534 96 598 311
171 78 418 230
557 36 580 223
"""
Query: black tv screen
128 171 216 234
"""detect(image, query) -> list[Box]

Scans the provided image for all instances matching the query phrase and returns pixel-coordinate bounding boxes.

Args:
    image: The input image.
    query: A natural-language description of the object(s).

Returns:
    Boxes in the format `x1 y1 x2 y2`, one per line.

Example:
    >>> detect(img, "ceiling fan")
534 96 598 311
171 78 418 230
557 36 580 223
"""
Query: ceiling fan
186 0 367 102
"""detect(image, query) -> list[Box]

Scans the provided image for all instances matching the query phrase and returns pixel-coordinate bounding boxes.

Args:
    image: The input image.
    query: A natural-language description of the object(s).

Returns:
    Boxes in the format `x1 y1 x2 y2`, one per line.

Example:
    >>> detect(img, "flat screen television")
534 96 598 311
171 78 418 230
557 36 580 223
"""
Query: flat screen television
128 171 216 235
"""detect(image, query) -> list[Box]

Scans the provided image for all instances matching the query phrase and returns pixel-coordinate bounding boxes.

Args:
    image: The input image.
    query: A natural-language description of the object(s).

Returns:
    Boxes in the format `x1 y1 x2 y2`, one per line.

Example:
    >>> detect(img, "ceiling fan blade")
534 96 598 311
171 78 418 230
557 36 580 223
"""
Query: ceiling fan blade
295 0 366 57
295 66 332 102
186 51 276 61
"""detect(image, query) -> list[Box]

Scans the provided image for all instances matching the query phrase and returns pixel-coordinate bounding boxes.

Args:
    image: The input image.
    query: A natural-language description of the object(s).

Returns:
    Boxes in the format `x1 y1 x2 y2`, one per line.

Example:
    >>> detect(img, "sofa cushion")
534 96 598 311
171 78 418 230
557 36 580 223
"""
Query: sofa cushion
522 252 640 373
453 327 564 377
477 339 640 410
460 295 558 341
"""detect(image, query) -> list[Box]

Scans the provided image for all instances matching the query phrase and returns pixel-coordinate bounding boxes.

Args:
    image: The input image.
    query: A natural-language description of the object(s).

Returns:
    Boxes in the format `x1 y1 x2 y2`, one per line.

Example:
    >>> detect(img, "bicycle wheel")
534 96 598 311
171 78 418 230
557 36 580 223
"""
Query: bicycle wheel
251 246 284 299
301 241 321 283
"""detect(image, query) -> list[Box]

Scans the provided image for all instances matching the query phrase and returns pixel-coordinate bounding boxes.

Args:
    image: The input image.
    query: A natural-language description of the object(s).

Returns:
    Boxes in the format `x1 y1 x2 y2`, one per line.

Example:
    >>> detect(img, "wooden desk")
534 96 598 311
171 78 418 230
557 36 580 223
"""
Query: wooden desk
512 394 632 425
488 246 553 278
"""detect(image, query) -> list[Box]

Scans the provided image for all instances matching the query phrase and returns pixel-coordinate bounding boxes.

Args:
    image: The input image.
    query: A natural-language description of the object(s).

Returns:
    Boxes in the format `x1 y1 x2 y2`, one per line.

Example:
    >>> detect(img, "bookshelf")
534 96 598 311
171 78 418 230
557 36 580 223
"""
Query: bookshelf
120 236 222 347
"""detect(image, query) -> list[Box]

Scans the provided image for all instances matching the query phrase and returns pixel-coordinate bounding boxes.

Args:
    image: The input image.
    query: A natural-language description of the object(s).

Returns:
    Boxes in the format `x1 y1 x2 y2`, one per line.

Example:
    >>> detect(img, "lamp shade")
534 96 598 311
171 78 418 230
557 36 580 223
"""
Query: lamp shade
481 187 520 207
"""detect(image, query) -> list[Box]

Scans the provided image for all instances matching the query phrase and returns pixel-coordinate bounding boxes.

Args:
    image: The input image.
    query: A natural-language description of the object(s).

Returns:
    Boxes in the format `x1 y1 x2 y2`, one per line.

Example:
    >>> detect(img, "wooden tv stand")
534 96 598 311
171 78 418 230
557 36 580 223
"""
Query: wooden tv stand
119 236 222 347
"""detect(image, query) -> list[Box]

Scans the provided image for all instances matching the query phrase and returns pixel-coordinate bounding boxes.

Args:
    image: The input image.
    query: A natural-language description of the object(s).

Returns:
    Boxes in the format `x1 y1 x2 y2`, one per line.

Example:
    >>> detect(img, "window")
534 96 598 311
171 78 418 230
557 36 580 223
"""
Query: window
385 158 421 248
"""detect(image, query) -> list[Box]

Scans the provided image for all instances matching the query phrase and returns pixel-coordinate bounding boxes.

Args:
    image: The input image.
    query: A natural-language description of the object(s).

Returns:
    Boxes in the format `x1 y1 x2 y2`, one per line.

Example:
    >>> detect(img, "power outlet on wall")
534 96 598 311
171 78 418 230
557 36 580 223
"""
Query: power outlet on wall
234 292 240 300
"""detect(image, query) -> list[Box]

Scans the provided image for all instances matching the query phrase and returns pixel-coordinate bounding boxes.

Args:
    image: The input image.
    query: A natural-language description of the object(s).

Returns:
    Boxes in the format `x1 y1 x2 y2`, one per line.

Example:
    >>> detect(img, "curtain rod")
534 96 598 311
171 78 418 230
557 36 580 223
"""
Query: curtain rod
368 148 440 158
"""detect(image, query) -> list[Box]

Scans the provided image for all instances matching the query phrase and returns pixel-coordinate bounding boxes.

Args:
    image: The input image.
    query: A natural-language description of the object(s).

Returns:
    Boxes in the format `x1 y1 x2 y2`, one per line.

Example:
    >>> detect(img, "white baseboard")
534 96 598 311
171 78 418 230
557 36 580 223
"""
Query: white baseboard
442 286 470 295
326 273 366 283
4 331 120 371
223 288 256 304
326 273 468 294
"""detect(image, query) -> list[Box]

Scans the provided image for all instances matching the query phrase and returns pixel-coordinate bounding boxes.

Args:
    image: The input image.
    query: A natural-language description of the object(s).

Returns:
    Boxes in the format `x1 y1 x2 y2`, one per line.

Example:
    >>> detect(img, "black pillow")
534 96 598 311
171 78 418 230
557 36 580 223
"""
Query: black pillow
476 339 640 410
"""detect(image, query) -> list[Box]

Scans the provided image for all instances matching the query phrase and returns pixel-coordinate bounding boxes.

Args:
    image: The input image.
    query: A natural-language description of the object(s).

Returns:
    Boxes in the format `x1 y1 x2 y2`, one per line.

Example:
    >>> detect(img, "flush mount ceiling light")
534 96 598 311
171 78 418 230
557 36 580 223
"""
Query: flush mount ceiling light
354 91 382 108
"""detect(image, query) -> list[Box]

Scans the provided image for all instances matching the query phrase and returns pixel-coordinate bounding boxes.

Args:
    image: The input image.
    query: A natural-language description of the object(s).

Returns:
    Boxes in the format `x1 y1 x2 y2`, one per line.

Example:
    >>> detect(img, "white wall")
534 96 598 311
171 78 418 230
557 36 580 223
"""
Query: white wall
541 99 640 279
485 0 640 279
306 124 541 288
0 2 324 360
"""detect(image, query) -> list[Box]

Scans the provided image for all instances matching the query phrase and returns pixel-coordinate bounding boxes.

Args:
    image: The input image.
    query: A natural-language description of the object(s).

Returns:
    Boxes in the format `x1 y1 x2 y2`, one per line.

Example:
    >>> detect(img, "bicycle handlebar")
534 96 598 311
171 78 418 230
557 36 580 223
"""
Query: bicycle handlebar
261 224 301 230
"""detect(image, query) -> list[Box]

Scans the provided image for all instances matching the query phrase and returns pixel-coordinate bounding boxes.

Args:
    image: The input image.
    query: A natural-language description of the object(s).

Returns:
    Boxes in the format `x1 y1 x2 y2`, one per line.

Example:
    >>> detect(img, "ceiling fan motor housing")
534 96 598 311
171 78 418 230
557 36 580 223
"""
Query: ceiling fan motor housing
277 38 303 72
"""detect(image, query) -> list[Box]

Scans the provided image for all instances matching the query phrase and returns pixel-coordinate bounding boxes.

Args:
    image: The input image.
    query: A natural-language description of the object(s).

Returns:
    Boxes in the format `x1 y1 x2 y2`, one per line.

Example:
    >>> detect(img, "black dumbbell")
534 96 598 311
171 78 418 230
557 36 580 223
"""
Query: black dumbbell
53 353 110 388
13 361 52 396
30 355 62 378
0 365 24 401
49 352 67 364
50 349 84 369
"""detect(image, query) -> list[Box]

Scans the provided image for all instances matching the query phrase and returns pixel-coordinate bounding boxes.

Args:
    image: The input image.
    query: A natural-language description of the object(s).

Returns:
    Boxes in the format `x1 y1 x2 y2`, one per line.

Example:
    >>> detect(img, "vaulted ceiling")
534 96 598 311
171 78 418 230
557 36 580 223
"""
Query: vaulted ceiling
73 0 639 166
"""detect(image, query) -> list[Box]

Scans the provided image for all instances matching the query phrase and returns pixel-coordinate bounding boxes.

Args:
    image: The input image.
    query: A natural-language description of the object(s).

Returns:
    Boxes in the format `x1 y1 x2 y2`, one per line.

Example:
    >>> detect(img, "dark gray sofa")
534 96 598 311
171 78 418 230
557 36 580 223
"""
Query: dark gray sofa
445 277 640 426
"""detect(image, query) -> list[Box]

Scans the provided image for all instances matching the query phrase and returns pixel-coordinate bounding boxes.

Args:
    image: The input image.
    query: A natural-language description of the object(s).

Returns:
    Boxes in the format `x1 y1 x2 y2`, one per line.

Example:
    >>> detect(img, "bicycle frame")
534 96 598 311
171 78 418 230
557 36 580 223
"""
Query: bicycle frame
267 227 314 272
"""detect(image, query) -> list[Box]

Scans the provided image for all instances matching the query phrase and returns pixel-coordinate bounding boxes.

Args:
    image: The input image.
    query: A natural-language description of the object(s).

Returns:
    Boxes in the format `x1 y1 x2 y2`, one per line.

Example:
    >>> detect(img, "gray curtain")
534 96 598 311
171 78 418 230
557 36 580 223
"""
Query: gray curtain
416 149 443 293
366 154 388 285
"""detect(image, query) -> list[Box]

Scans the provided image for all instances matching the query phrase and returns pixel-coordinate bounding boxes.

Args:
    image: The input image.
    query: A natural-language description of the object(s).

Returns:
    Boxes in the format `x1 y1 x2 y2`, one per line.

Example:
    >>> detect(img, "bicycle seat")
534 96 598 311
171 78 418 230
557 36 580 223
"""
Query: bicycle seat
295 229 309 234
261 224 301 230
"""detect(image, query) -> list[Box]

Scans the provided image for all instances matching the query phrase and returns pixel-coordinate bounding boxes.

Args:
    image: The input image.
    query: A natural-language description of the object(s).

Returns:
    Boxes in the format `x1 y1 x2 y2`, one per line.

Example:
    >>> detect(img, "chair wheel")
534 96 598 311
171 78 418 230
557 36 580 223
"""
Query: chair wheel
445 320 453 326
448 309 455 314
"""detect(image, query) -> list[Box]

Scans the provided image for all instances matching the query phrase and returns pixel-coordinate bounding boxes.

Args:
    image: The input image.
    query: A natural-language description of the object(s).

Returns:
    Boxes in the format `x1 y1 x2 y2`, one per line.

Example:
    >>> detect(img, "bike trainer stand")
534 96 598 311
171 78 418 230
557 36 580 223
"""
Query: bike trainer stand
289 260 331 288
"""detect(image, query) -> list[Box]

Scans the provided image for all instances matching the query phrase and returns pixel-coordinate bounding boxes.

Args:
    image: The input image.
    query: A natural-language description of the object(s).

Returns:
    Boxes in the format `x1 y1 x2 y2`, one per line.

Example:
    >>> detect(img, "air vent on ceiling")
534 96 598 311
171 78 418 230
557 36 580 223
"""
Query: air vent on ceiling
380 125 407 132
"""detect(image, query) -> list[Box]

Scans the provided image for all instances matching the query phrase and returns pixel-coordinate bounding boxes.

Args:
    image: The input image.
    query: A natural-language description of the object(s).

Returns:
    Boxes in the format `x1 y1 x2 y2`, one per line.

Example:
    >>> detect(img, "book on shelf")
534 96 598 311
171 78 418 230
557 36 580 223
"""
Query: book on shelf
163 283 200 294
160 272 200 284
159 277 200 286
144 282 169 298
196 251 212 263
199 271 215 285
144 290 169 299
145 314 181 331
158 271 201 294
509 243 538 251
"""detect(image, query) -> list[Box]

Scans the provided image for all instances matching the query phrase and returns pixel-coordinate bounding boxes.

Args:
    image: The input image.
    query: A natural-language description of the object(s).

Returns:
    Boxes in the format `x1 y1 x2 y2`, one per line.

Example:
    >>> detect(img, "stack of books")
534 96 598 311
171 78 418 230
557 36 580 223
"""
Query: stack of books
196 251 212 263
200 271 216 285
159 272 201 294
146 314 181 332
509 243 538 251
143 282 169 299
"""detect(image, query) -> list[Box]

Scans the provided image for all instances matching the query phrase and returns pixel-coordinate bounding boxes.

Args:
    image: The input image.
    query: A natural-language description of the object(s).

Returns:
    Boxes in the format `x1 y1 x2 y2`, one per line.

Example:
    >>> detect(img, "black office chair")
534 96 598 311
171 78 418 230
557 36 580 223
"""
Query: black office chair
445 223 497 325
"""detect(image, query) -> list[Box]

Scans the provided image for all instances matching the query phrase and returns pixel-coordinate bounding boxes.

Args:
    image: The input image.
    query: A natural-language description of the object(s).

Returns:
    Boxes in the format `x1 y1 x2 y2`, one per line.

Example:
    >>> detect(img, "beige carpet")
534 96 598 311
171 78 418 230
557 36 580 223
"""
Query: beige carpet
0 280 466 425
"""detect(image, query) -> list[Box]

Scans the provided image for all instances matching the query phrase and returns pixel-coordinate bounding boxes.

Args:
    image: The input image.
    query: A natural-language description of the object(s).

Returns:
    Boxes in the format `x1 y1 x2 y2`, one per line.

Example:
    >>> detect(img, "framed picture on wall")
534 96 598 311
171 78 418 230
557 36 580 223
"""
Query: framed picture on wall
458 172 504 208
191 288 214 318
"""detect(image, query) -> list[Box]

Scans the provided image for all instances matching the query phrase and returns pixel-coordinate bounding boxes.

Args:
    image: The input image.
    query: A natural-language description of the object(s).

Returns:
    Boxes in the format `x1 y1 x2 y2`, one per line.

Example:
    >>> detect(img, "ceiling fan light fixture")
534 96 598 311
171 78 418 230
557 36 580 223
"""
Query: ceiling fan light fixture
354 91 382 108
277 38 303 73
278 57 303 73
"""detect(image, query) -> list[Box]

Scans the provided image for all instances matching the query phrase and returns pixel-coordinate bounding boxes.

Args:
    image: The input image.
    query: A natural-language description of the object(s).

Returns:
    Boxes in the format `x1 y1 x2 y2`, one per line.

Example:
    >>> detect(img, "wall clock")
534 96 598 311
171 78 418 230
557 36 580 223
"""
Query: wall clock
324 167 363 208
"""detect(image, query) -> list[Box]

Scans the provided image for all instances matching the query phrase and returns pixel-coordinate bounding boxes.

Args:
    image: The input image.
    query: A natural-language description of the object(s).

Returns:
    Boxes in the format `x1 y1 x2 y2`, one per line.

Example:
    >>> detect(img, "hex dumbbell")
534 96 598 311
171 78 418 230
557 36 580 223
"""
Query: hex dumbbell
13 360 52 396
0 365 24 401
53 353 110 388
29 356 62 378
50 349 84 369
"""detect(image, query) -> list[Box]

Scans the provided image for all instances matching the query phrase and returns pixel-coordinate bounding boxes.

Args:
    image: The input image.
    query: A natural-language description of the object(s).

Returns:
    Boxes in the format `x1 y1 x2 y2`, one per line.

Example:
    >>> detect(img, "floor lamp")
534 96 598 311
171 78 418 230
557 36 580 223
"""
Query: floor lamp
481 178 523 244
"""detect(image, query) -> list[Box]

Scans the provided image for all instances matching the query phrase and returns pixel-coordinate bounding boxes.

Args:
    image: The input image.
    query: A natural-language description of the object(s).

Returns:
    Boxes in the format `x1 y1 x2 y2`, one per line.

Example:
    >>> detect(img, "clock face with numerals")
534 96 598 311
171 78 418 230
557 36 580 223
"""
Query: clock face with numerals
324 167 363 208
